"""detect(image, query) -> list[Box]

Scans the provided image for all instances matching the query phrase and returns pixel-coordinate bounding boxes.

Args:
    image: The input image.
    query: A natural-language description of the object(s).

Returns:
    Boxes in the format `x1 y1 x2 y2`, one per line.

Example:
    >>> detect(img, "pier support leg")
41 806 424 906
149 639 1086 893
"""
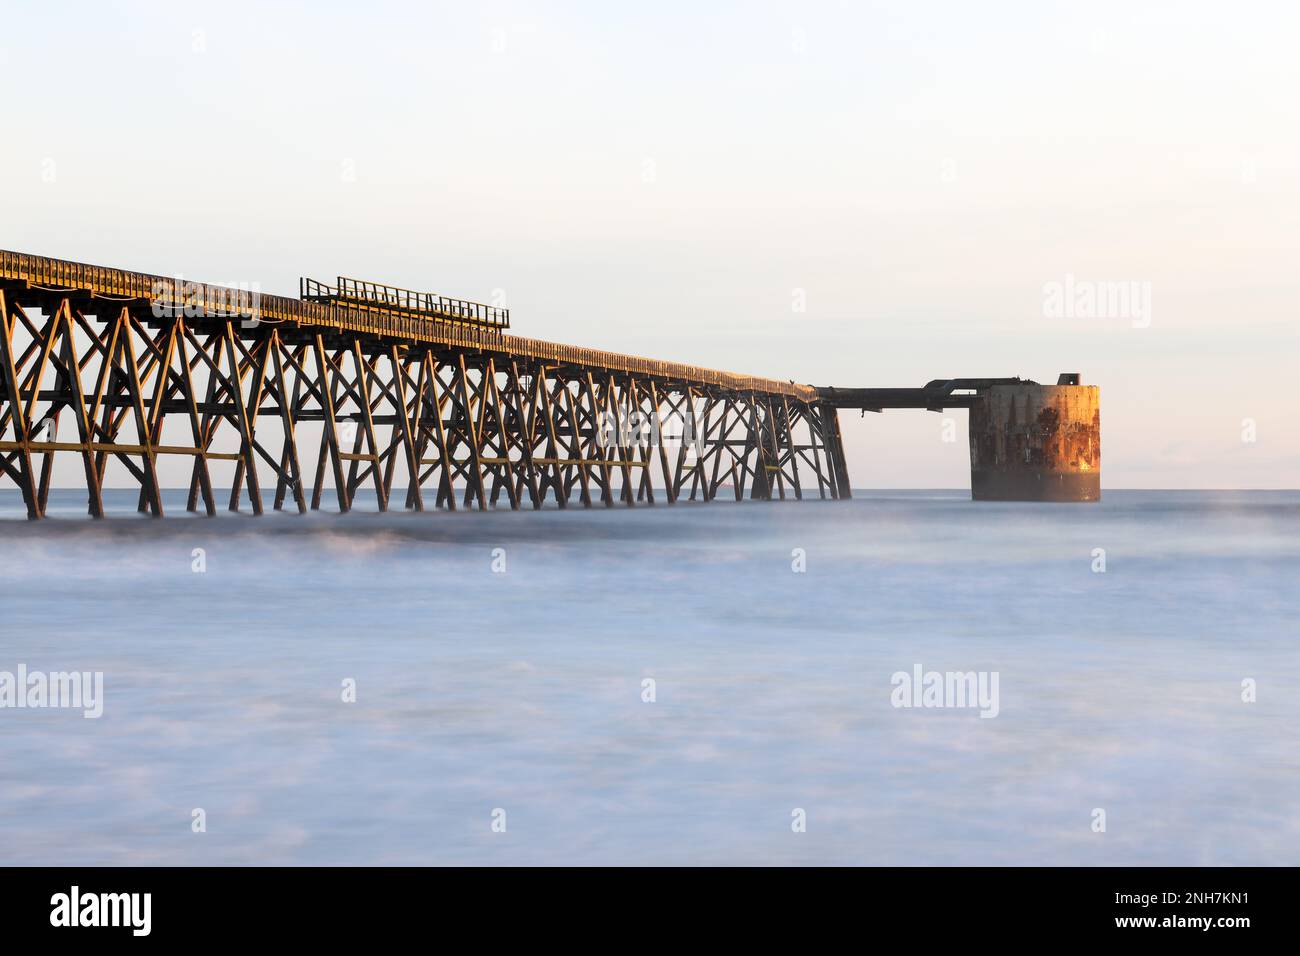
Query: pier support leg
0 290 42 518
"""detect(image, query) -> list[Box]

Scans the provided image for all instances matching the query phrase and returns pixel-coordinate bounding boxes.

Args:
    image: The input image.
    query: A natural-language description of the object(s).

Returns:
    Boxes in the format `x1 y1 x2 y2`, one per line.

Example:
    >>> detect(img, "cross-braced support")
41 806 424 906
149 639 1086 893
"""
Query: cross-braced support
0 286 850 518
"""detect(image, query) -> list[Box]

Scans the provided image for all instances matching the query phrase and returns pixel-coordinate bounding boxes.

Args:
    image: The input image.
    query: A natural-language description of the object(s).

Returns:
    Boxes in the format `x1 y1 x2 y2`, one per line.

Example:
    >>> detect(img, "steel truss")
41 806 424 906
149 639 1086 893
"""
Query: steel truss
0 288 851 519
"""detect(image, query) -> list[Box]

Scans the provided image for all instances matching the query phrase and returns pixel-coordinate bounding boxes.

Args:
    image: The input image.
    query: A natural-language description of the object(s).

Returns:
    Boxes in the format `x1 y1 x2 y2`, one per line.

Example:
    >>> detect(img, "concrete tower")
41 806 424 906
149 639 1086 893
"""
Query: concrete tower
967 375 1100 501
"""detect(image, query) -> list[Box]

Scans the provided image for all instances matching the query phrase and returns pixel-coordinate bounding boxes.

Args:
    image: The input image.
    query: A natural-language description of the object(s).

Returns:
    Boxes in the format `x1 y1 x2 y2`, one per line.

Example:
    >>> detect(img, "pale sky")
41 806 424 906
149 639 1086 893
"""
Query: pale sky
3 0 1296 488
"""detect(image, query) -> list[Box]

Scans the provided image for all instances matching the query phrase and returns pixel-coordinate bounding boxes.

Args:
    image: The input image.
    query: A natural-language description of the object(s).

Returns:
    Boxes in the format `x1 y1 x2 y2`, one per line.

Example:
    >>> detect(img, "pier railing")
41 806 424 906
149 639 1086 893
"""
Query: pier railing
301 275 510 330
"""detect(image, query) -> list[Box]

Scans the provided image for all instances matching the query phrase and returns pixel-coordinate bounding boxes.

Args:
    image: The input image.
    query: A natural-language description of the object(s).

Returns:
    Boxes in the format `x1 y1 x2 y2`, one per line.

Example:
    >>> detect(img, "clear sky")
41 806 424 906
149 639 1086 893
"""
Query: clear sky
3 0 1296 488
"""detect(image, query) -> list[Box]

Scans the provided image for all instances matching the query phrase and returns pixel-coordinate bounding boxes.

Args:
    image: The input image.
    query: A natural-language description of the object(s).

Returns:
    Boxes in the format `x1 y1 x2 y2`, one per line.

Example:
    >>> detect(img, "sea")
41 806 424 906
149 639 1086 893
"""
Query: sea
1 489 1296 865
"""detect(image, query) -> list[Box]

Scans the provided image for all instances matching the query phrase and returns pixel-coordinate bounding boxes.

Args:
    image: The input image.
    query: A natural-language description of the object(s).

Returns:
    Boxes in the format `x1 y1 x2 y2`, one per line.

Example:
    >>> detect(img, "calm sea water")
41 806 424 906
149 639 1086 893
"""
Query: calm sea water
1 489 1297 865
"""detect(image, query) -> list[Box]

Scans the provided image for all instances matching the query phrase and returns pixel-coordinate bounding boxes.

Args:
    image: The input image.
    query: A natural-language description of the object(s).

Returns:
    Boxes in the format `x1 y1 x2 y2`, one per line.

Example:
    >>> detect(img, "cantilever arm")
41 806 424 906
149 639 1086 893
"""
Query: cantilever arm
817 378 1028 412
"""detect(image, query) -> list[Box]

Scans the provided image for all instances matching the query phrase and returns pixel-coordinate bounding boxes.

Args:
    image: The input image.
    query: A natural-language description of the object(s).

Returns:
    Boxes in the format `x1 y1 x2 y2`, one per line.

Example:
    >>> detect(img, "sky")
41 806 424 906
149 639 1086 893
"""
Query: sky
2 0 1296 488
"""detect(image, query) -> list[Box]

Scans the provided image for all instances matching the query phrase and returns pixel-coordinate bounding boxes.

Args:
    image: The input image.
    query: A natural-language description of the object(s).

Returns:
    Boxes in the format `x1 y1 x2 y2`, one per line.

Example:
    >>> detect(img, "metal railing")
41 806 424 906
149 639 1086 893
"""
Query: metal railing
300 275 510 330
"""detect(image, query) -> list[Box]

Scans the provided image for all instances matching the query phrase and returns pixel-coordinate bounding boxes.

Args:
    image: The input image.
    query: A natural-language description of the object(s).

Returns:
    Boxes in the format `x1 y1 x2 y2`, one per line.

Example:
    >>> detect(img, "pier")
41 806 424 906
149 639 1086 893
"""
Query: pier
0 250 851 519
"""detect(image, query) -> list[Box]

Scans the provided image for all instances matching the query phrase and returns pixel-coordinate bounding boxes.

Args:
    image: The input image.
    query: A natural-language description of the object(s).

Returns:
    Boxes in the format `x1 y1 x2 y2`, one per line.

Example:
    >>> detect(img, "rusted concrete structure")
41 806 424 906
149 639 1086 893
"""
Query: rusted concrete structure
968 376 1100 502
